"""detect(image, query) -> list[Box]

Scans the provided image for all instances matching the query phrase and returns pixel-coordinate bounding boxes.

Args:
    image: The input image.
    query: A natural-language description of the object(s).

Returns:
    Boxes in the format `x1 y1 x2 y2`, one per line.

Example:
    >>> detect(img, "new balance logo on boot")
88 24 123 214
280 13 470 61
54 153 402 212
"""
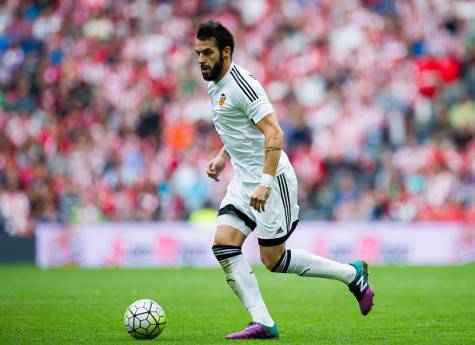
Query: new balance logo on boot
348 261 374 315
356 275 368 293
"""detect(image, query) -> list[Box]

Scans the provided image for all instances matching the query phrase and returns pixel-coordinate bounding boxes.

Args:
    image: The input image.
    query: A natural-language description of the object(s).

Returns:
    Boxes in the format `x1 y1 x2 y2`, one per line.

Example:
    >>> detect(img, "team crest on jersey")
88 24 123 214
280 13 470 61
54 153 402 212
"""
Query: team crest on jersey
219 93 226 106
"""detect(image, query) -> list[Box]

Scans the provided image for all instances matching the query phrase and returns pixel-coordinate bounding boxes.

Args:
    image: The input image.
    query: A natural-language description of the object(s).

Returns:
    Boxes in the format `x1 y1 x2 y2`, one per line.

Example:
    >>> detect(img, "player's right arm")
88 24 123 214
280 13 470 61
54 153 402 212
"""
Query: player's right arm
207 147 229 182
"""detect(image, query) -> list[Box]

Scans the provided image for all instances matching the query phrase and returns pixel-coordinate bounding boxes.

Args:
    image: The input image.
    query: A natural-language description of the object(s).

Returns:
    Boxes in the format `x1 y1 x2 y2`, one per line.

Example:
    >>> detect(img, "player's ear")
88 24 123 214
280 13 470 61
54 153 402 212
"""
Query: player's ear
223 46 232 59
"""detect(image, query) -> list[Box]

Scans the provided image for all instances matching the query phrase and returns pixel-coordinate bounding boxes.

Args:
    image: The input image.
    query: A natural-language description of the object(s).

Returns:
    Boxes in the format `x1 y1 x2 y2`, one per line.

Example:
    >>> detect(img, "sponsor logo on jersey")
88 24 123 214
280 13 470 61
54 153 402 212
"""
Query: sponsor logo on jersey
219 93 226 106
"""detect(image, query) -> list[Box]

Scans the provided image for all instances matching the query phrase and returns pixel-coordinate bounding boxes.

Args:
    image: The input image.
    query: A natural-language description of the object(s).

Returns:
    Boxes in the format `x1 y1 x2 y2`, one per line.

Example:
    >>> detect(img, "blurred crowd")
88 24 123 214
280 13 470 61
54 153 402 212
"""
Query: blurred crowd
1 0 475 236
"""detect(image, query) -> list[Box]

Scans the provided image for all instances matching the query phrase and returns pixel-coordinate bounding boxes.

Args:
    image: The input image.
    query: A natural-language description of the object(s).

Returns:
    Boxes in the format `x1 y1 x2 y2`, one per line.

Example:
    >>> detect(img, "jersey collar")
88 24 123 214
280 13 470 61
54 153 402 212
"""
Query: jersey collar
213 62 234 87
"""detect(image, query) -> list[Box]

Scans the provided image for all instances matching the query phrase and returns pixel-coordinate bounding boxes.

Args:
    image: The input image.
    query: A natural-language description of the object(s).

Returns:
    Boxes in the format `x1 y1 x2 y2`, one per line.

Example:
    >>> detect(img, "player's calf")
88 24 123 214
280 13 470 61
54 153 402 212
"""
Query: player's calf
212 244 276 328
269 248 355 282
268 248 375 315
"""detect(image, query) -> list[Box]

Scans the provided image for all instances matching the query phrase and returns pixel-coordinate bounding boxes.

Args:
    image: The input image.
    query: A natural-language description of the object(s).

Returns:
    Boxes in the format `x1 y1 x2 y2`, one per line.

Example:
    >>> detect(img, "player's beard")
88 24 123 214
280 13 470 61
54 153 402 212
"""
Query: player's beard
201 53 224 81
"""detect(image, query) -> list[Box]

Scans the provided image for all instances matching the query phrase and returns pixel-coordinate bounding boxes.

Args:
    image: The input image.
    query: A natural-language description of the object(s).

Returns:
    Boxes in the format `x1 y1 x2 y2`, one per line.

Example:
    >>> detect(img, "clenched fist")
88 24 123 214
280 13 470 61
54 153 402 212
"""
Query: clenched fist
250 186 271 212
207 156 227 181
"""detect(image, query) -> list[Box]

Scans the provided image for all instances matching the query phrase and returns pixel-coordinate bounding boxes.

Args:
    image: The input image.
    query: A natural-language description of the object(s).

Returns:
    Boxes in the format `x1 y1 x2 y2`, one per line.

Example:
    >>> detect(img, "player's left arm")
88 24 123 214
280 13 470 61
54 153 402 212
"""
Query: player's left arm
256 113 283 178
250 113 284 212
236 70 282 212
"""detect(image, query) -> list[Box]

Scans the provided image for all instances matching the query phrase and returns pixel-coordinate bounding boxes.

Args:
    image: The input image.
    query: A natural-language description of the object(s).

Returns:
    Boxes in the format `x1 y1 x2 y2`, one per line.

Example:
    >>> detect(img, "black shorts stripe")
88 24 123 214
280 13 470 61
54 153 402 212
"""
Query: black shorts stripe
230 68 257 102
276 176 287 231
232 66 259 100
277 175 290 232
282 174 292 228
281 174 292 230
258 219 299 247
218 204 256 230
277 175 285 228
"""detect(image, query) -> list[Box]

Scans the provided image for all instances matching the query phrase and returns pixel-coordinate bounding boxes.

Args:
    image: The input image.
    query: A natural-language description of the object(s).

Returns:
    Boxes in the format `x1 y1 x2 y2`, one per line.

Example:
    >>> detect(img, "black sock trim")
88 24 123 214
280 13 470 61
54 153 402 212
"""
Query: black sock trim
212 245 241 250
212 245 242 261
271 252 285 272
282 250 291 273
271 249 291 273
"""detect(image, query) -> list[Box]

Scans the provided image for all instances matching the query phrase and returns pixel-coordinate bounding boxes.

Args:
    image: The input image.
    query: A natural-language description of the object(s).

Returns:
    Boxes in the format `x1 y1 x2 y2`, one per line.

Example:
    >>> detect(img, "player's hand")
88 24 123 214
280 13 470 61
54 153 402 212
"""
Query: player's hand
207 156 227 182
250 186 271 213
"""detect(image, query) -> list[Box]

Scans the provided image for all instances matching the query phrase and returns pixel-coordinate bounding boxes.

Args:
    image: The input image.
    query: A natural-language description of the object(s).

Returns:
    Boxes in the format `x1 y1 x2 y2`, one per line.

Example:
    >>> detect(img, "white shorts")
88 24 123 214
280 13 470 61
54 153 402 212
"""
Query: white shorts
217 167 300 246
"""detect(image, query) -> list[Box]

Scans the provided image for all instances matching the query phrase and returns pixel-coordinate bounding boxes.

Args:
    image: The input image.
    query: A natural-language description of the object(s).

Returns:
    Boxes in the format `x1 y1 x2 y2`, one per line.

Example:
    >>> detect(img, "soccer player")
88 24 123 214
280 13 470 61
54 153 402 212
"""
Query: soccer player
194 20 374 340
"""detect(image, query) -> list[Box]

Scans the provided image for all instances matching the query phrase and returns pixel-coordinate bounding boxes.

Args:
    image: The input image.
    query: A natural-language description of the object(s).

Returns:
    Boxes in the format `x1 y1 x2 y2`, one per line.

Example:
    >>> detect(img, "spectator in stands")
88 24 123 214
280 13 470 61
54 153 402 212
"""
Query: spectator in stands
0 0 474 235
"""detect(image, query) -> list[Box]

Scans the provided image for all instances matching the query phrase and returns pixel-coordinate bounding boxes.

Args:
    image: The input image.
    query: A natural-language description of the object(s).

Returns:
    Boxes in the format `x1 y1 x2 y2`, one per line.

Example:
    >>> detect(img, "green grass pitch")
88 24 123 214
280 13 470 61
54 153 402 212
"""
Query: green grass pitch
0 264 474 344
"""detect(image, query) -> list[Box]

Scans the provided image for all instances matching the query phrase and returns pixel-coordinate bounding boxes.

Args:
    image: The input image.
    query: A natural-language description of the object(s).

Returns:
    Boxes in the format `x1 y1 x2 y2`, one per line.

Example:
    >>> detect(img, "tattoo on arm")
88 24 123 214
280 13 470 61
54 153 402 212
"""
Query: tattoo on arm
265 146 282 153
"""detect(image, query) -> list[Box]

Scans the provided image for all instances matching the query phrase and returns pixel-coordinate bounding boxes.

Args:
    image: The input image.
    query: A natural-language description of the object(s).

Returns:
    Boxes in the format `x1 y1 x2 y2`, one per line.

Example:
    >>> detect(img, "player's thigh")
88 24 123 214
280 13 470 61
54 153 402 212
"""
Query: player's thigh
259 242 286 271
214 224 247 247
215 178 256 247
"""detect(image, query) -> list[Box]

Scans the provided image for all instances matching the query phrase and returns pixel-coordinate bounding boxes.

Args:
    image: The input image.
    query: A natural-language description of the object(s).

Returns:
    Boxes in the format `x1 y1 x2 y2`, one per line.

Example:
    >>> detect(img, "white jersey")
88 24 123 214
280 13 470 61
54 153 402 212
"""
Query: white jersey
208 62 291 182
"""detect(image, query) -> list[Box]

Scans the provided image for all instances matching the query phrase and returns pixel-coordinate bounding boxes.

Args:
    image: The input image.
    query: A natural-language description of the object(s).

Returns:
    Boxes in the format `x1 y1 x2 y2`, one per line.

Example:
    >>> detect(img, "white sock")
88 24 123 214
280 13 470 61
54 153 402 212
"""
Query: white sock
272 248 356 284
213 245 274 327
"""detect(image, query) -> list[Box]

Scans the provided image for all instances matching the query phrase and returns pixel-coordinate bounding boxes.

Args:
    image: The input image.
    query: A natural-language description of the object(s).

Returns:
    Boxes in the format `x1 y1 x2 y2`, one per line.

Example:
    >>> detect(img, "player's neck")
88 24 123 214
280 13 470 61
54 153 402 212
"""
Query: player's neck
214 60 232 84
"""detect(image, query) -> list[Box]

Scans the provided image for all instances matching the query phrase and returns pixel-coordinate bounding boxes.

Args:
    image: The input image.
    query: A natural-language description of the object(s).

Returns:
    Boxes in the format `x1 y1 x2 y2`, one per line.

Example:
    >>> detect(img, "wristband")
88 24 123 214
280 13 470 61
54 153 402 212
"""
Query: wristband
260 173 274 188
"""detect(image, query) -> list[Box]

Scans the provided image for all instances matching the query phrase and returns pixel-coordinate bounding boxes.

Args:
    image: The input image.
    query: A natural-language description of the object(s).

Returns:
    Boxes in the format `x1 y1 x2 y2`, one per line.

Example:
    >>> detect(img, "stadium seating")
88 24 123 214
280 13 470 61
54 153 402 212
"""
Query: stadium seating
0 0 474 235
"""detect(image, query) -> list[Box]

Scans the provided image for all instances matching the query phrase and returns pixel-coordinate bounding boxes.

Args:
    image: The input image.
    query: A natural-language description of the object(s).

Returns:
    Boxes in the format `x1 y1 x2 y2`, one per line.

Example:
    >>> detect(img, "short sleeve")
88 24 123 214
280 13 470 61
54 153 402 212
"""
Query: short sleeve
245 94 274 124
232 68 274 124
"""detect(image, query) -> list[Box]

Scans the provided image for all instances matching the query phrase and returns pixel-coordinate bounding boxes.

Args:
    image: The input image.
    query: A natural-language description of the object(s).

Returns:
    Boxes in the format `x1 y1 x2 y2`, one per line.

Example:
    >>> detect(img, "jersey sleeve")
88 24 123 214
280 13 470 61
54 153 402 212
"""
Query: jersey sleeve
234 70 274 124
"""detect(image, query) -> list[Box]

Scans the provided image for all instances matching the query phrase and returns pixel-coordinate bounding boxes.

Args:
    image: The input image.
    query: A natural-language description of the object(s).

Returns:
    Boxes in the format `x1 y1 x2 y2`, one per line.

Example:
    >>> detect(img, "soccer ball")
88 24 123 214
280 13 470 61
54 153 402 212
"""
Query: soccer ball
124 299 166 339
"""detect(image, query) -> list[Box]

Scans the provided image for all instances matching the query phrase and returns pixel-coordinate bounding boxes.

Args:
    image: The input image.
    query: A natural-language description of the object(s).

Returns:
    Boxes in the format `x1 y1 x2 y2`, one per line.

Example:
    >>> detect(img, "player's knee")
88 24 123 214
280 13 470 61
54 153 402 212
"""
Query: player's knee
212 236 228 247
213 236 239 248
260 251 283 271
261 257 276 271
213 225 246 247
260 244 286 271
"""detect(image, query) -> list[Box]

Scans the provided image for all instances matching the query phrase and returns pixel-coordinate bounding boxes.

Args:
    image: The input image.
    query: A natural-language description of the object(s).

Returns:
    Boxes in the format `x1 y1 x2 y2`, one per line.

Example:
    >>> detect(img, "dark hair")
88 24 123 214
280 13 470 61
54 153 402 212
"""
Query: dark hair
197 20 234 55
